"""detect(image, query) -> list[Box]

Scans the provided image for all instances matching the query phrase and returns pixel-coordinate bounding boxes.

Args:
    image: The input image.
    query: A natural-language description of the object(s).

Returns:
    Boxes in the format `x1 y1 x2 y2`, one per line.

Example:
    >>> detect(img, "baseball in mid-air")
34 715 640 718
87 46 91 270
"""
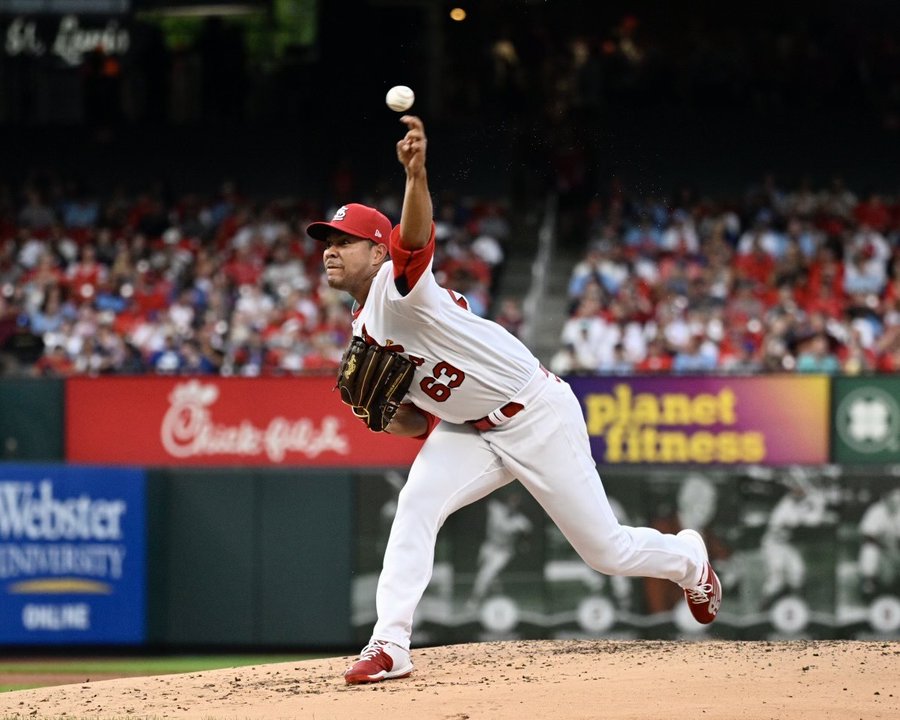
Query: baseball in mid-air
386 85 415 112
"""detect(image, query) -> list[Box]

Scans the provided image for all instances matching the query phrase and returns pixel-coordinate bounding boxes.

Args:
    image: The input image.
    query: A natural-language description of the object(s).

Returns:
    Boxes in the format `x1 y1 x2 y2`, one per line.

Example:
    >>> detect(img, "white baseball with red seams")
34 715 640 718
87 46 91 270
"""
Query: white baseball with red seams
352 224 714 652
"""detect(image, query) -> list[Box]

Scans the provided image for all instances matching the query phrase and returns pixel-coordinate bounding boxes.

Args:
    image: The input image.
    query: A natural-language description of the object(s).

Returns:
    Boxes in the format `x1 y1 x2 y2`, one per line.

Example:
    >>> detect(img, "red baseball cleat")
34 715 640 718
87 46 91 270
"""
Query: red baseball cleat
678 529 722 624
343 640 414 685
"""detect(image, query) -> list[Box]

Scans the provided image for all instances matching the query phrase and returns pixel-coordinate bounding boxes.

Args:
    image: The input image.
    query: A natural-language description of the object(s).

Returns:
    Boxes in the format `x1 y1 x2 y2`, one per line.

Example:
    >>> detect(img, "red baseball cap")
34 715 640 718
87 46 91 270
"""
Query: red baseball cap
306 203 392 246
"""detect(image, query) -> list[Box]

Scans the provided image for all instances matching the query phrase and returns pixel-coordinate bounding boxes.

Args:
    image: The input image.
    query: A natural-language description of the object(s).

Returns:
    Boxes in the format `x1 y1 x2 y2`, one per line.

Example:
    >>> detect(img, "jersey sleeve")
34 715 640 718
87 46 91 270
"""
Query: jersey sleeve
389 223 436 295
402 402 440 440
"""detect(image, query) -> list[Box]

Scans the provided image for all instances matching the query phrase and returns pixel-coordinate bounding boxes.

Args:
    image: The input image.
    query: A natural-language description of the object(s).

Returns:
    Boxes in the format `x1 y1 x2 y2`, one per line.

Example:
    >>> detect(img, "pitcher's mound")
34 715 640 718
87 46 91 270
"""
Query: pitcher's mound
0 639 897 719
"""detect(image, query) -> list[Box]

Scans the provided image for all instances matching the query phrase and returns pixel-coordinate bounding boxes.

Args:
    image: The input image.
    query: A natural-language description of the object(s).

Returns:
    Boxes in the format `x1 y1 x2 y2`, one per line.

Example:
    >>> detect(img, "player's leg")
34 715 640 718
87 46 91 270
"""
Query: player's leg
610 573 632 609
785 544 806 593
490 380 709 591
371 421 515 649
470 546 513 604
886 547 900 585
760 539 788 606
345 423 513 683
859 540 881 597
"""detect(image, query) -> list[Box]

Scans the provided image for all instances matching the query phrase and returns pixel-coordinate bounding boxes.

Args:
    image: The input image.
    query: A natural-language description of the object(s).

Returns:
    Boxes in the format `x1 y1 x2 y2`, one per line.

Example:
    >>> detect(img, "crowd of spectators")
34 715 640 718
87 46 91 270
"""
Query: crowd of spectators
551 175 900 376
4 170 900 380
0 176 512 377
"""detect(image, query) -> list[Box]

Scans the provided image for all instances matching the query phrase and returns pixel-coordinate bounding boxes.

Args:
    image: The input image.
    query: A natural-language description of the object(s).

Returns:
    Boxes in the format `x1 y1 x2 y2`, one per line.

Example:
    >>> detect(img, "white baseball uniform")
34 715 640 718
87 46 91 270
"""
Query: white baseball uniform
858 490 900 586
761 486 828 600
470 497 533 603
357 226 706 650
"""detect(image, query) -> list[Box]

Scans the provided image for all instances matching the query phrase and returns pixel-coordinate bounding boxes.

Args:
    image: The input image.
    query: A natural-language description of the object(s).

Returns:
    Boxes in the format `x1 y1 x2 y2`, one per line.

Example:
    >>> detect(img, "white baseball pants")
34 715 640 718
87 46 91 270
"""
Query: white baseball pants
371 369 707 650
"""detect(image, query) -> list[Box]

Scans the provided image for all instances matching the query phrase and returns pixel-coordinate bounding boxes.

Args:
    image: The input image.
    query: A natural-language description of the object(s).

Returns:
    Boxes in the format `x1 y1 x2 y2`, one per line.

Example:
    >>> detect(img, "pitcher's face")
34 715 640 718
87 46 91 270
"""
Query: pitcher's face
322 232 385 294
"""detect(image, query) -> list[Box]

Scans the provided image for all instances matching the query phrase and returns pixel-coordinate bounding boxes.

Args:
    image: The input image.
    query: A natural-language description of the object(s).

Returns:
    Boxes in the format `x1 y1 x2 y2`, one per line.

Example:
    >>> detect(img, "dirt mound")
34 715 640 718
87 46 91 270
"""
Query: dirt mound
0 639 897 719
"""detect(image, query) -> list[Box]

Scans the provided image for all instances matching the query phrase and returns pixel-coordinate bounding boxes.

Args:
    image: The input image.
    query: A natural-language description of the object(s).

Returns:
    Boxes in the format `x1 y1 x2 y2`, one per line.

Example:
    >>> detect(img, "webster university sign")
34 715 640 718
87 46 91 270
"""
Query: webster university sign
0 465 145 645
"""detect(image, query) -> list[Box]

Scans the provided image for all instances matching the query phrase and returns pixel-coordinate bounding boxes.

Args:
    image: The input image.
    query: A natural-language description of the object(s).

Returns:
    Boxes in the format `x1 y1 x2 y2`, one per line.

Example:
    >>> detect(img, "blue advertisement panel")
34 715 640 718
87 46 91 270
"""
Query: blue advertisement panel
0 464 146 644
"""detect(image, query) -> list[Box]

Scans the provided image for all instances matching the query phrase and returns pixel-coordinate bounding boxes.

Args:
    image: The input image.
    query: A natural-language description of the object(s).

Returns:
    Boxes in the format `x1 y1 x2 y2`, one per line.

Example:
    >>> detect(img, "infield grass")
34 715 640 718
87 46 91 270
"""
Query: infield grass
0 654 324 693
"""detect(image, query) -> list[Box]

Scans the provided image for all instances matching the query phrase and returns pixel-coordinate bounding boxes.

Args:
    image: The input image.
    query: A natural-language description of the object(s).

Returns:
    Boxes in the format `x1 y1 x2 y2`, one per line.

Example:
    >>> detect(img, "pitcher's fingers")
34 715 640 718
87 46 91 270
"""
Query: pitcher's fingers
400 115 423 132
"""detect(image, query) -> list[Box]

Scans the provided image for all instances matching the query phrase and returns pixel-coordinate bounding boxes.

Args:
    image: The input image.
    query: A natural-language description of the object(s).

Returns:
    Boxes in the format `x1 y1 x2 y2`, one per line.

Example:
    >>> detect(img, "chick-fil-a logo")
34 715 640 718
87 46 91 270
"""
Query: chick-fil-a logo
160 380 349 462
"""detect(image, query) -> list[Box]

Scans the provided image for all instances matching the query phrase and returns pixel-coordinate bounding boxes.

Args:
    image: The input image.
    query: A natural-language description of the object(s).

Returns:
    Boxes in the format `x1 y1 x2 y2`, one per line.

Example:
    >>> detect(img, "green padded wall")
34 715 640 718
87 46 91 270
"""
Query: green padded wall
146 468 353 648
0 379 64 460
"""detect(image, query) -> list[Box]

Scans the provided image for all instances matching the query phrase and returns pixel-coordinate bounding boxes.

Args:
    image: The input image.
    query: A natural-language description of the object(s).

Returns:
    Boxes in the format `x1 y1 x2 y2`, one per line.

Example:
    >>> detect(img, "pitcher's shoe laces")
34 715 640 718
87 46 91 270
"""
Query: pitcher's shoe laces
678 529 723 624
343 639 414 685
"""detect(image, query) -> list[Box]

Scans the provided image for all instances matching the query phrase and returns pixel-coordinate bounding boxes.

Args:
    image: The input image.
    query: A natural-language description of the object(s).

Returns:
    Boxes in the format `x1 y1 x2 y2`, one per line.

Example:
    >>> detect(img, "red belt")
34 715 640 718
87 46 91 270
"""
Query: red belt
468 402 525 431
467 366 557 431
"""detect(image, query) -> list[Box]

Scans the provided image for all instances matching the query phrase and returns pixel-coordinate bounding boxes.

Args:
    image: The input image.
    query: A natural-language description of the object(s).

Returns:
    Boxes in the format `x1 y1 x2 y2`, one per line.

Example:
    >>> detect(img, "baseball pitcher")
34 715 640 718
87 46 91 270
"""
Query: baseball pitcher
308 115 722 685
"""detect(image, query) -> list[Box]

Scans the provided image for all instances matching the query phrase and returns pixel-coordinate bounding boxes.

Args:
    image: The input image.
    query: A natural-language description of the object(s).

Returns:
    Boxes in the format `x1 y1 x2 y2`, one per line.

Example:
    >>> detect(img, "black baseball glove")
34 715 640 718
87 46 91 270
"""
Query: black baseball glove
336 337 415 432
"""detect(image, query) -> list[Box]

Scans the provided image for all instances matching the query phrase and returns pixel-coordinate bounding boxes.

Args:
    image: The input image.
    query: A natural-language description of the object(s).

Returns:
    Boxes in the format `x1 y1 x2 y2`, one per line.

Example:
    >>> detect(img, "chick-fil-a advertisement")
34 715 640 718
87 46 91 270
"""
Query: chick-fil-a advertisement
66 377 421 467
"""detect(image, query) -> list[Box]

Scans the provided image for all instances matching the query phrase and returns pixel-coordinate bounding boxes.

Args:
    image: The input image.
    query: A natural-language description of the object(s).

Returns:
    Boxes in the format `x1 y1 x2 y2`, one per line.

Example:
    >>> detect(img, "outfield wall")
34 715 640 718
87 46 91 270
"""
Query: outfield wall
1 374 898 647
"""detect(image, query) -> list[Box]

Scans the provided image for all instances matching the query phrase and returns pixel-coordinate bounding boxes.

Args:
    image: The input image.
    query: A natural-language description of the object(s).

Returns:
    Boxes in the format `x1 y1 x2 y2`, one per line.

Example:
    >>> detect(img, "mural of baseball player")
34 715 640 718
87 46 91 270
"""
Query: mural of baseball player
644 473 731 616
467 491 534 608
543 494 636 632
759 467 834 609
377 471 406 556
310 115 721 685
857 487 900 601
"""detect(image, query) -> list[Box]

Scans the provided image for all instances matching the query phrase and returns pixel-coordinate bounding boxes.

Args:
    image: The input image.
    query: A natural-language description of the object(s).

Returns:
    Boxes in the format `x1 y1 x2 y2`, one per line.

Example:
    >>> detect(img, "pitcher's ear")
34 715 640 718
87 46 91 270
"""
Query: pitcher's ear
372 242 389 264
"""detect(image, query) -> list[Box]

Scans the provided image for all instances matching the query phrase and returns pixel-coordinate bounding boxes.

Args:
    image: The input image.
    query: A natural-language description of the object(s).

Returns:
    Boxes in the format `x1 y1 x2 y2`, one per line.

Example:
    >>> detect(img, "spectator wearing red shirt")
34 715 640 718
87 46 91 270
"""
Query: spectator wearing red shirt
854 192 892 233
66 244 108 303
734 233 776 286
635 337 674 373
131 268 171 318
111 295 144 339
223 244 264 288
806 245 844 297
802 281 845 321
32 344 76 377
438 245 492 289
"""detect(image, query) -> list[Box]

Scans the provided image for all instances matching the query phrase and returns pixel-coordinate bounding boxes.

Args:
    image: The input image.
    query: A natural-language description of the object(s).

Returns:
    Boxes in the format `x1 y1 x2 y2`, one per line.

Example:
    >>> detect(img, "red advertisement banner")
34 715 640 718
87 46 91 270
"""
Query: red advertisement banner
65 377 421 467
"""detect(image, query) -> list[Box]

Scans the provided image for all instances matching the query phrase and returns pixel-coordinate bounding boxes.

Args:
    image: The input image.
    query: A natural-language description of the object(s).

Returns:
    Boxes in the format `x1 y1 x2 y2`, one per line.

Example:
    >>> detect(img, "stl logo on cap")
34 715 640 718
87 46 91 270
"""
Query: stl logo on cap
306 203 391 246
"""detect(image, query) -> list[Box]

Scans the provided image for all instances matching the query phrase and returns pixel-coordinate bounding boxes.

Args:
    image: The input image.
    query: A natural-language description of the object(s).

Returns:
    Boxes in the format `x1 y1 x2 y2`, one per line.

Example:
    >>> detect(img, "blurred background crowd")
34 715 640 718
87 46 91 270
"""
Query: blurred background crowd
1 0 897 378
0 178 514 376
550 175 900 376
2 170 897 379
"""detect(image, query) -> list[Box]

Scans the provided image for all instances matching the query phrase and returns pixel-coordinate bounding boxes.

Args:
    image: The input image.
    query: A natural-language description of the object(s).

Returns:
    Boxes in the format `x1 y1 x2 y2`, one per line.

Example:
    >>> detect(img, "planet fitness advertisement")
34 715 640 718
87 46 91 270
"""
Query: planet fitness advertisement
567 375 830 465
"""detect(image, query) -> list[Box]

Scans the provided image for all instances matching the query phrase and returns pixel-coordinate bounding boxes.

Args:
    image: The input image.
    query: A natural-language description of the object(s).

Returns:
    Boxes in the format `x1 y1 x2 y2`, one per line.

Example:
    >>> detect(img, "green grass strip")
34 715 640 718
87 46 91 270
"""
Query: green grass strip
0 654 321 676
0 654 331 692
